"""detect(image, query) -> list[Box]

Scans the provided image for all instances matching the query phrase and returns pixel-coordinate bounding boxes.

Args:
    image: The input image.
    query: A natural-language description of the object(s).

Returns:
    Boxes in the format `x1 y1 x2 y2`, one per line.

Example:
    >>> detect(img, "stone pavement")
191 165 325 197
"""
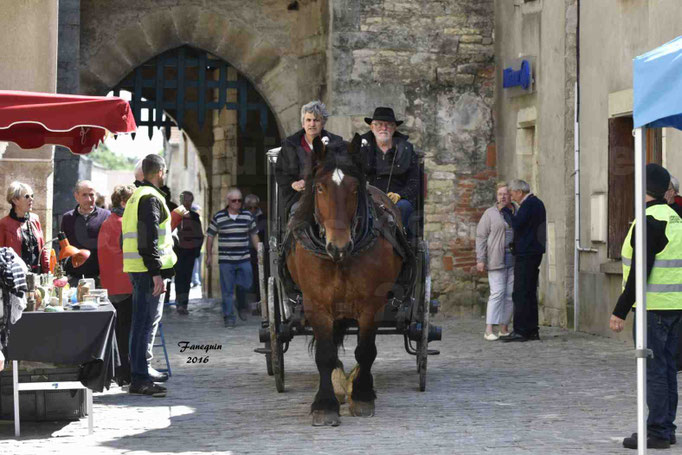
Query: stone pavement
0 295 675 454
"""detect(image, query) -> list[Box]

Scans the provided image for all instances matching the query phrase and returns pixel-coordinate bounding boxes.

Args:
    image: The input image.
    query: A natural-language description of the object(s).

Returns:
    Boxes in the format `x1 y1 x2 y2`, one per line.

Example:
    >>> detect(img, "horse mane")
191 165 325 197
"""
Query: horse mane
289 138 367 231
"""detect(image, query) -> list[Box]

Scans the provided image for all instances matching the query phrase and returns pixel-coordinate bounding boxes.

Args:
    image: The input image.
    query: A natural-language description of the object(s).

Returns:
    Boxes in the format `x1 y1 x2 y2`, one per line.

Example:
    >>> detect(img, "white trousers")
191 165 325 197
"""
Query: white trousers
486 266 514 325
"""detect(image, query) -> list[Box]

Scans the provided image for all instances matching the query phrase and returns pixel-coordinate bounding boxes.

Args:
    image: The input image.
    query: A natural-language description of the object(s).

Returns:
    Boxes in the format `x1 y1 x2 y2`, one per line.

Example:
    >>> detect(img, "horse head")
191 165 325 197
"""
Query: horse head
311 134 365 262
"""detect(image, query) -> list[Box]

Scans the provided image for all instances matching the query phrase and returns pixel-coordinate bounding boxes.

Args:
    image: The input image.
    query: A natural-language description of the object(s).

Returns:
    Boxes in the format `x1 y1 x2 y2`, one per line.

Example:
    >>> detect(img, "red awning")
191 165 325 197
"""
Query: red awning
0 90 137 155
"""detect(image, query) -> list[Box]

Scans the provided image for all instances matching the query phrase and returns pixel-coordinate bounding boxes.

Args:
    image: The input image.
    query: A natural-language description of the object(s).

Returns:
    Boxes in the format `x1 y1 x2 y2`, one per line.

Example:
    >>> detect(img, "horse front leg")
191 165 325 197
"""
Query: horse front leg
310 315 341 426
349 312 378 417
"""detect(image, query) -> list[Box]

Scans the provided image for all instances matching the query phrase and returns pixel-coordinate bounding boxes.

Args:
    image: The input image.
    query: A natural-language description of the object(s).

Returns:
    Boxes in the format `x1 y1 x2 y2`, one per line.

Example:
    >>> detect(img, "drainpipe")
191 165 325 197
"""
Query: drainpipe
573 0 598 332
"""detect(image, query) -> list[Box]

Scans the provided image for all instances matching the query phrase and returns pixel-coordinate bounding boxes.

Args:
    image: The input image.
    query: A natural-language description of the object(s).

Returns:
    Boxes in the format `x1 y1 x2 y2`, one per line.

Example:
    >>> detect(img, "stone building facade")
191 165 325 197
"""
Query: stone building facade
494 0 578 329
57 0 497 301
0 1 58 242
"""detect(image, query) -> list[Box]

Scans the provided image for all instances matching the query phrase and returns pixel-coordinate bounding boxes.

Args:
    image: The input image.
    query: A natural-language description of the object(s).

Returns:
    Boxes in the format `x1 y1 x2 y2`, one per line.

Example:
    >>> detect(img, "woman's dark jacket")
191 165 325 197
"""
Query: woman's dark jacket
275 129 343 216
361 131 420 207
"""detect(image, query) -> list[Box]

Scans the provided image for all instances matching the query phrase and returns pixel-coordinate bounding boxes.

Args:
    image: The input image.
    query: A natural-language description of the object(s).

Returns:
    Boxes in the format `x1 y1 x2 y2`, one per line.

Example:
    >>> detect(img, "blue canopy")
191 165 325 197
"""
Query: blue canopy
634 36 682 130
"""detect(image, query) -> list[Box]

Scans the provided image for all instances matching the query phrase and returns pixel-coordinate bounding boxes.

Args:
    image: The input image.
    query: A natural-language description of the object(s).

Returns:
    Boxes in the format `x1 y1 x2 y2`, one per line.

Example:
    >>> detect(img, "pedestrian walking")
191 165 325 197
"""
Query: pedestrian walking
476 182 515 341
122 154 177 397
610 164 682 450
245 193 266 309
499 179 546 343
174 191 203 315
205 188 259 328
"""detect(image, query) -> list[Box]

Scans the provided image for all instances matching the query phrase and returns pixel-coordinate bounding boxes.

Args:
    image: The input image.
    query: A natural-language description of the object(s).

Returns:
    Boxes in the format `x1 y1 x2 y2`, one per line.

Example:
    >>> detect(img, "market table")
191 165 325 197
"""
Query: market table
5 303 118 437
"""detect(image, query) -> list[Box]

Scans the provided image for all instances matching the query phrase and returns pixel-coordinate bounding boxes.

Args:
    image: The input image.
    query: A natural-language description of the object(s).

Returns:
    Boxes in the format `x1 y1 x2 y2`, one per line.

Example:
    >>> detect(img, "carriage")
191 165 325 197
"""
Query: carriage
254 140 442 398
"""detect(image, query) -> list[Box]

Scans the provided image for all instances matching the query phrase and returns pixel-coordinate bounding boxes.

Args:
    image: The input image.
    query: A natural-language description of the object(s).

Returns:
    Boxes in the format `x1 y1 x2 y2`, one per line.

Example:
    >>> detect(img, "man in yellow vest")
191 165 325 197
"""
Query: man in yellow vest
611 163 682 450
122 154 177 397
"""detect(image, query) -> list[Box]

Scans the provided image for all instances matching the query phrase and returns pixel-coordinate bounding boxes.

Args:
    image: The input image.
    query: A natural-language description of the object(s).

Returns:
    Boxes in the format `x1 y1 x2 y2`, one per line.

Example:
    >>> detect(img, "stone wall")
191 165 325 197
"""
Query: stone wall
0 0 58 241
330 0 496 314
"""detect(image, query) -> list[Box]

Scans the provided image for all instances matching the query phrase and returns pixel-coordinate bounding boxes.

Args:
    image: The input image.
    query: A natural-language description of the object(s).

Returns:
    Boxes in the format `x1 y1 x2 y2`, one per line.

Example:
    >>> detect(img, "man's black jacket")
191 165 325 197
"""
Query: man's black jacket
136 180 174 279
504 193 546 257
361 131 420 207
612 199 682 320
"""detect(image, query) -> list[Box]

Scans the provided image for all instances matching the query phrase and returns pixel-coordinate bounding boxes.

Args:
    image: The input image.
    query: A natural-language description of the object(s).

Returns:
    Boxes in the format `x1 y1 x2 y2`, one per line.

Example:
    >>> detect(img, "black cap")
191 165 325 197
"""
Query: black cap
364 107 403 126
646 163 671 199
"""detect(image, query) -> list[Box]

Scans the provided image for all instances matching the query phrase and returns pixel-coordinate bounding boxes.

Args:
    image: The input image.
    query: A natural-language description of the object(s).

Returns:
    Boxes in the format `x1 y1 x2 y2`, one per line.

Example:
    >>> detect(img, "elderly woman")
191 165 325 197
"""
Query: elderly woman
476 182 516 341
98 184 136 385
0 181 48 273
275 100 343 220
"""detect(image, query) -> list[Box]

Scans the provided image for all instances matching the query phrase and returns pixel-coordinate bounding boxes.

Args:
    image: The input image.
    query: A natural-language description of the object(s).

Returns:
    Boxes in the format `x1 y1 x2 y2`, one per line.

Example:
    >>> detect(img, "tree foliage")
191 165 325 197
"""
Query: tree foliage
89 143 138 170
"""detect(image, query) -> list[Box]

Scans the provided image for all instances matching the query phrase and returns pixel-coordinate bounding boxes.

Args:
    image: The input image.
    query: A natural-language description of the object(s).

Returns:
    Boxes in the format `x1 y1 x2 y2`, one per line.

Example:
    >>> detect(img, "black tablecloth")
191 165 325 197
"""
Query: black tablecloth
5 304 119 392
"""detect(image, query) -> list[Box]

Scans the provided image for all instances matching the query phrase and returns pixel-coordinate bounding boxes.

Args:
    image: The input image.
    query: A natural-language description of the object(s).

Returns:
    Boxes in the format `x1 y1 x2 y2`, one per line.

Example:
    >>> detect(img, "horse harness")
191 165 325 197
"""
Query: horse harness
278 186 416 295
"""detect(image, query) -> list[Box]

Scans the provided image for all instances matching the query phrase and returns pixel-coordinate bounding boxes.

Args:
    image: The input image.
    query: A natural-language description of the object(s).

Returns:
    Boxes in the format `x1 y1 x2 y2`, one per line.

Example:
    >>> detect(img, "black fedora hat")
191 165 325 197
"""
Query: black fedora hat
364 107 403 126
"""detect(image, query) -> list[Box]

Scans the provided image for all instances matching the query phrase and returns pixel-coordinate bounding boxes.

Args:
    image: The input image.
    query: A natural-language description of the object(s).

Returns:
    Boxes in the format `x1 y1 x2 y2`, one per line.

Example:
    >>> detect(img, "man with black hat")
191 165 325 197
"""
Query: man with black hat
361 107 420 235
610 163 682 450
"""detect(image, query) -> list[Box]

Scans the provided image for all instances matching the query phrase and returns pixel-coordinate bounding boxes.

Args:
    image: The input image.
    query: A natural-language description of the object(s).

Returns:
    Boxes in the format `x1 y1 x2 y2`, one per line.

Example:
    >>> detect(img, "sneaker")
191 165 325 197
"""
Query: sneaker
498 331 511 338
148 368 169 382
129 382 166 397
224 316 236 328
623 433 671 449
238 309 248 321
484 332 499 341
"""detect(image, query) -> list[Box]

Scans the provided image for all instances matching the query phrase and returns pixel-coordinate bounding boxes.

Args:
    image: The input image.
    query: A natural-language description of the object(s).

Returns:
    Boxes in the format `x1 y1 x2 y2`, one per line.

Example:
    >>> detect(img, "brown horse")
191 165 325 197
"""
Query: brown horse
286 134 403 426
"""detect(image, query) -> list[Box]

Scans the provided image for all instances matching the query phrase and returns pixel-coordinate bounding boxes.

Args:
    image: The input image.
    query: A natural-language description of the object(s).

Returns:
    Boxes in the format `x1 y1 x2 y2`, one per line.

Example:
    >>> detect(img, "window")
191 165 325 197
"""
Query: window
607 117 662 259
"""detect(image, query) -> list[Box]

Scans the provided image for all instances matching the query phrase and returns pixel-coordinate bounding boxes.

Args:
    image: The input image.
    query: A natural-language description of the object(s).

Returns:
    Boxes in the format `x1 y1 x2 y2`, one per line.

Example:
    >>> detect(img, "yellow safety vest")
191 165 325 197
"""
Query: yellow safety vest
621 204 682 310
121 185 177 273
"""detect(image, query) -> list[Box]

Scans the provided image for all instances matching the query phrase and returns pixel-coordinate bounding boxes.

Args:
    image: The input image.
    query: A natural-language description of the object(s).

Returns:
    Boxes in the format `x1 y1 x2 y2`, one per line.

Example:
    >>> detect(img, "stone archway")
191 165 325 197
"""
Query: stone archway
79 2 330 135
75 2 330 297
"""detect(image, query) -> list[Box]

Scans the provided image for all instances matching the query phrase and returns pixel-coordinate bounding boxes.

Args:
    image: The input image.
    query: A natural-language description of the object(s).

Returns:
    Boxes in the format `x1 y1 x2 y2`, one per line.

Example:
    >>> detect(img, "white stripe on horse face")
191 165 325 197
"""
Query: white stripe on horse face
332 168 345 186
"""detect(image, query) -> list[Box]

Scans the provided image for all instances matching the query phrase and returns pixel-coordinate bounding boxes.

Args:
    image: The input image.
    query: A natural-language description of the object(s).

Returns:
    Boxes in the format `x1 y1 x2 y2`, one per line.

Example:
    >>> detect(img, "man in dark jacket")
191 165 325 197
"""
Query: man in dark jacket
361 107 420 235
275 100 342 224
610 164 682 450
500 179 546 343
60 180 111 287
122 154 177 396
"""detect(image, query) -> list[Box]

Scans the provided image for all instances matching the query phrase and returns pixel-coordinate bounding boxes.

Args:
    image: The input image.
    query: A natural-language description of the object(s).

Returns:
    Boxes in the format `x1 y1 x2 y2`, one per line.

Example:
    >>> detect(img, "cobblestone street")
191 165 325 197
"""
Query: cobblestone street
0 297 673 454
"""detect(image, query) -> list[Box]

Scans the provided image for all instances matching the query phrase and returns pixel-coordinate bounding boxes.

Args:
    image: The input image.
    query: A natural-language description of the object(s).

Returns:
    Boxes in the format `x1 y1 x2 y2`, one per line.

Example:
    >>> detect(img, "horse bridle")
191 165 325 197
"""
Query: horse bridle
312 175 361 244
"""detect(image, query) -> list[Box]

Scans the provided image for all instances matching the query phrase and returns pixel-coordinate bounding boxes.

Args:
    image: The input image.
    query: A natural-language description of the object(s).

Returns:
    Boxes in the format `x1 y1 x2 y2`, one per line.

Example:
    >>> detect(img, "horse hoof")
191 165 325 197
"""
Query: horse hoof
312 410 341 427
349 401 375 417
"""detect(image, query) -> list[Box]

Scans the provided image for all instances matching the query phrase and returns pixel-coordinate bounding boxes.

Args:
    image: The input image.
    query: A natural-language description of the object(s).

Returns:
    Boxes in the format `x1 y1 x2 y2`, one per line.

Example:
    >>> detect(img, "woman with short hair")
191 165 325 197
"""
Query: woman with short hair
0 181 48 273
476 182 516 340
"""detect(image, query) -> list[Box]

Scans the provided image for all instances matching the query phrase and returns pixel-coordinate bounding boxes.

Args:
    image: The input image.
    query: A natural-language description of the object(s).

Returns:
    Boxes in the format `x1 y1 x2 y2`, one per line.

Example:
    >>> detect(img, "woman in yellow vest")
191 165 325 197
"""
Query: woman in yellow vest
610 163 682 449
121 154 177 398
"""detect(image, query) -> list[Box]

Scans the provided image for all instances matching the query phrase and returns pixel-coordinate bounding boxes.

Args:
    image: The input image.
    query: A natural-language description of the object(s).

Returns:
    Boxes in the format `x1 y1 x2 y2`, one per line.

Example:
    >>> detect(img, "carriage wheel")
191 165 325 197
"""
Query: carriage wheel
417 244 431 392
268 277 285 392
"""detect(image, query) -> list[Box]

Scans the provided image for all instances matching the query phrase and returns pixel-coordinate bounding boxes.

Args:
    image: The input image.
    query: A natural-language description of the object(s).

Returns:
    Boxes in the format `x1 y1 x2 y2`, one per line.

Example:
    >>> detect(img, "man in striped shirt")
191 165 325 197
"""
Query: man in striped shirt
205 188 259 327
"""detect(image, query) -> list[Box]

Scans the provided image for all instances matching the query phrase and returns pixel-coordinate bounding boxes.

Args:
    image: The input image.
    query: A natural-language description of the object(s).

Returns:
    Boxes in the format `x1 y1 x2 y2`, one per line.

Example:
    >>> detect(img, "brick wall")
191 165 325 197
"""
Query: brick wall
331 0 496 314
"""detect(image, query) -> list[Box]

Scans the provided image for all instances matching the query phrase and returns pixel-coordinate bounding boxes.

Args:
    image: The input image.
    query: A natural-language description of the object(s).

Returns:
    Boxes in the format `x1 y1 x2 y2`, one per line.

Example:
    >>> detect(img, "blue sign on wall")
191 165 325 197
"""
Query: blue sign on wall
503 60 532 90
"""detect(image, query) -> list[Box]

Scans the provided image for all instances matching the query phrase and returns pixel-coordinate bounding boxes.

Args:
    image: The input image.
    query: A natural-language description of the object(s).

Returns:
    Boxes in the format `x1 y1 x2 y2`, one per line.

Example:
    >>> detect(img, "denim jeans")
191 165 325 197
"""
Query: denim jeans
129 273 164 385
634 311 682 441
219 261 253 321
396 199 414 235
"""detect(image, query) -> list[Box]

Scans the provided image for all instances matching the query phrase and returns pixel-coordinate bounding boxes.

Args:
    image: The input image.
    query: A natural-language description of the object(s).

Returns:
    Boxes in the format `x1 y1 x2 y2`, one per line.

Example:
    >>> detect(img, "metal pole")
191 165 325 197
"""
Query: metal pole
13 360 20 437
634 127 647 455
